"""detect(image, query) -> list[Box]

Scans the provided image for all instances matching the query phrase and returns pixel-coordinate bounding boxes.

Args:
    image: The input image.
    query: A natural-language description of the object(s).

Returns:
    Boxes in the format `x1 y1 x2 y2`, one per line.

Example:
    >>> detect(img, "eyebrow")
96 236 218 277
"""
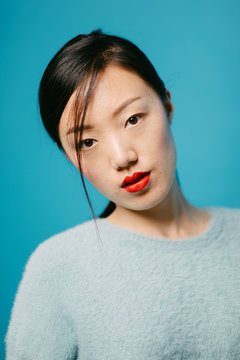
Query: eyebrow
66 96 142 135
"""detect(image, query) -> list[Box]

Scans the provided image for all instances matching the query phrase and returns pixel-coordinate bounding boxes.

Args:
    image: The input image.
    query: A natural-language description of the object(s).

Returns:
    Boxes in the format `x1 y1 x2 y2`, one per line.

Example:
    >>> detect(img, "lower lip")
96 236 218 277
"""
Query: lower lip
123 173 151 193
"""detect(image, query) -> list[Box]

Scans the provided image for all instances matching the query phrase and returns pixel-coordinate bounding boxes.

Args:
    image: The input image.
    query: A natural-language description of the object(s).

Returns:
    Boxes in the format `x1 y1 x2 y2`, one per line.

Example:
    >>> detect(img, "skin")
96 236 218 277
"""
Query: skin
59 65 211 240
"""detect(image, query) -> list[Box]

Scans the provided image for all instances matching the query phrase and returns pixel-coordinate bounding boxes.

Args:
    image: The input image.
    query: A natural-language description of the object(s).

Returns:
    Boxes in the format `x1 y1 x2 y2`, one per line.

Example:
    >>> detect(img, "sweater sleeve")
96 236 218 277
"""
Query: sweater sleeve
4 242 78 360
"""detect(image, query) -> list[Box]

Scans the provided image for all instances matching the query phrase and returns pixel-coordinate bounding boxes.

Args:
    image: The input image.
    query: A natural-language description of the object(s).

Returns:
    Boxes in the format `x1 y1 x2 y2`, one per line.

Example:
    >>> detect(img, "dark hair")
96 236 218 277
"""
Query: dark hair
39 29 180 243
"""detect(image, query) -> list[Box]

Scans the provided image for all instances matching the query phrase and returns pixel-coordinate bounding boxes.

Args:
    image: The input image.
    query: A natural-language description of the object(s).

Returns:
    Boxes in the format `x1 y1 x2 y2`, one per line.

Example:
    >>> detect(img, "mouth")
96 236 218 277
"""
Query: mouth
122 171 151 192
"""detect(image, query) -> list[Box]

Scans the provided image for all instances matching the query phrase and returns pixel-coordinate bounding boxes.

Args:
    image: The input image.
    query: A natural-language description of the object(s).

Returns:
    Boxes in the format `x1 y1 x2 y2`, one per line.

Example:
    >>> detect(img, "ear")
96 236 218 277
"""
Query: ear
165 89 174 125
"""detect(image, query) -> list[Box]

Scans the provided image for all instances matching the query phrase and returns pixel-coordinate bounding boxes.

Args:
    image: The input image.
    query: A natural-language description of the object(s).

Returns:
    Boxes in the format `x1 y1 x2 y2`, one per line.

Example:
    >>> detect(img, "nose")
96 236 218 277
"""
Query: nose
109 134 138 170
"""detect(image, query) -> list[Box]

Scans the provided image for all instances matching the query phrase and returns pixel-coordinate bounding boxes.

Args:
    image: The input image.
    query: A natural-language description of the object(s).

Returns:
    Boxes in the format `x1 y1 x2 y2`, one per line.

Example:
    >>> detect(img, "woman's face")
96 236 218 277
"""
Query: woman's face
59 65 177 212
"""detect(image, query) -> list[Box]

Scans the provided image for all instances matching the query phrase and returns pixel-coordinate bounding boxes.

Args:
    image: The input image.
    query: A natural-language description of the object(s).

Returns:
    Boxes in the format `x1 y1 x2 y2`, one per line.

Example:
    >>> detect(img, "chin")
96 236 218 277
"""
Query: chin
119 193 169 212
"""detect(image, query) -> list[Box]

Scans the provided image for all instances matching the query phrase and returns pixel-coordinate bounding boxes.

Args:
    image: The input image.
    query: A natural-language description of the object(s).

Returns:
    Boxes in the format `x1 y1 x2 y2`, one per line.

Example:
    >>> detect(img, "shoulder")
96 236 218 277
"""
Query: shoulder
219 206 240 216
25 218 100 276
221 206 240 231
210 206 240 220
210 206 240 244
38 218 99 251
213 206 240 222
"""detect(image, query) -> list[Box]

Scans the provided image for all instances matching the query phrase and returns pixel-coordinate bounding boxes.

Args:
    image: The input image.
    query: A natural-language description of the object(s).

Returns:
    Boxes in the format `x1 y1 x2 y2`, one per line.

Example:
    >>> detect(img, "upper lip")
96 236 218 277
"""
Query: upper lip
121 171 151 187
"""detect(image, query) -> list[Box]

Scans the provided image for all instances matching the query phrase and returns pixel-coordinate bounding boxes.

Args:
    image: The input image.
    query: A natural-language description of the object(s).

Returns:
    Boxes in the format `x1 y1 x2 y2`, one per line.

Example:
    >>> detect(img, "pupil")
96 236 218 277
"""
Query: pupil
130 116 137 124
85 140 92 147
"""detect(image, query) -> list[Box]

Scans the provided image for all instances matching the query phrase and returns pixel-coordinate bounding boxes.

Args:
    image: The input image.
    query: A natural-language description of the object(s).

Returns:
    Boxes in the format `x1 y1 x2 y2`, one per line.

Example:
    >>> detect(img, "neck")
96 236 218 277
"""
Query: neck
105 178 210 240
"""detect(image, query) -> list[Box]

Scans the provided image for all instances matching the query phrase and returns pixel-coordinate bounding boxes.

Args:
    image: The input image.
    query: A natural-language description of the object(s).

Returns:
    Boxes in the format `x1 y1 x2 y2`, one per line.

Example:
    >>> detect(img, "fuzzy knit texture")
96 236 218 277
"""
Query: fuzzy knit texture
5 206 240 359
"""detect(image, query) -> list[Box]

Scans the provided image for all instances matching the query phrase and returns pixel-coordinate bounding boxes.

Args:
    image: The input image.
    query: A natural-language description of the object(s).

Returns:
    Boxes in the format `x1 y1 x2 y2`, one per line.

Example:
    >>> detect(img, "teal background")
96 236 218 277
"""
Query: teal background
1 0 240 357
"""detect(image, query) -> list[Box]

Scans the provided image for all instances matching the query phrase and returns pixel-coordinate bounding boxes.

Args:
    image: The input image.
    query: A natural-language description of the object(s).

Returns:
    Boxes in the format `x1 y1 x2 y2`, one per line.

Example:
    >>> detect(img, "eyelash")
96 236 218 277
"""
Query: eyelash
78 113 144 151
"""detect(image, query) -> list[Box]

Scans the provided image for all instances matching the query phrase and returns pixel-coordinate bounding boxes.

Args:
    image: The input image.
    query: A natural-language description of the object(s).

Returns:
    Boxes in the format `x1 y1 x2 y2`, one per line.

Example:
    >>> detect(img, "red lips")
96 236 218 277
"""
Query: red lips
121 172 151 187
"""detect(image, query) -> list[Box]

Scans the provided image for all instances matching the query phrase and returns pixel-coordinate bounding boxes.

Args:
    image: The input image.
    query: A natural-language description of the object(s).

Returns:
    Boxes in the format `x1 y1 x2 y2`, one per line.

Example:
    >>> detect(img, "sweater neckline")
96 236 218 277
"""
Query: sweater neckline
97 207 224 250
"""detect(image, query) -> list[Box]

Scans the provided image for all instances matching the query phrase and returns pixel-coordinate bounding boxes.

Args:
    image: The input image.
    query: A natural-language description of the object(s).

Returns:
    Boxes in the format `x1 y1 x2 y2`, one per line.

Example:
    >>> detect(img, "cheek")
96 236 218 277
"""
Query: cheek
147 123 177 175
80 161 94 181
146 121 174 155
161 129 176 167
81 160 105 188
83 162 116 196
159 130 174 152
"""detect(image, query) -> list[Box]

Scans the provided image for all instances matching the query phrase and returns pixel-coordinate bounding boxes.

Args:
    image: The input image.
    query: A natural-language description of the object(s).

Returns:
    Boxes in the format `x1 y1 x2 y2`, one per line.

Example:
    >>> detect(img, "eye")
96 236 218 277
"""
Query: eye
126 113 143 127
78 138 96 151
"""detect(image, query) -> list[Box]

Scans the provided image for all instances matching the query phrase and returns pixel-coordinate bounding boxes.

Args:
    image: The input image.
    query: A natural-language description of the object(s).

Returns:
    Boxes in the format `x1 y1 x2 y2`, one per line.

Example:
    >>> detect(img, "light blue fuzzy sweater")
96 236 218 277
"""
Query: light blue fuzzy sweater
5 206 240 359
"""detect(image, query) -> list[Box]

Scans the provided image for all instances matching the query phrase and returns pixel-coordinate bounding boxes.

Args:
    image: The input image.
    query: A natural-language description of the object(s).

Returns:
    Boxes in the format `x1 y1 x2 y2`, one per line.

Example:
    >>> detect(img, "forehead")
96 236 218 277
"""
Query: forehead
59 65 154 135
90 65 151 105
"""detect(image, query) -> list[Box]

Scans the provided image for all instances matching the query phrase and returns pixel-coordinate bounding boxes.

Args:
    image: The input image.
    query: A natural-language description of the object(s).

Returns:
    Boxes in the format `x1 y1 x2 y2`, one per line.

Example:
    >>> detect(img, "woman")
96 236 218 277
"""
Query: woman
5 29 240 359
